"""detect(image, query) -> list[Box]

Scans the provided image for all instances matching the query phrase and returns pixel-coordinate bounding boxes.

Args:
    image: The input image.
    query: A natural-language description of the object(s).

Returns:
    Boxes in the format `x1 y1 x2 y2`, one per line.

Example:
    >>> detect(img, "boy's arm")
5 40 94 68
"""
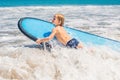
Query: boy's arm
36 28 56 44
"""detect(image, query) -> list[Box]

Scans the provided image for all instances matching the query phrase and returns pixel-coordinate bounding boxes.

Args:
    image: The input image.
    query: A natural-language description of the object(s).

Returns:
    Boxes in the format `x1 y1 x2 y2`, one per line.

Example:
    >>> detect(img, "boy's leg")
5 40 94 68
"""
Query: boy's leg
76 43 83 49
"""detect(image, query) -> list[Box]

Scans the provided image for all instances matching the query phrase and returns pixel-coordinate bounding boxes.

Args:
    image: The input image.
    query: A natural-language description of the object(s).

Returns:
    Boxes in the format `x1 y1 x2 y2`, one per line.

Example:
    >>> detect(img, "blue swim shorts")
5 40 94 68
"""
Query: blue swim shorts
66 38 79 48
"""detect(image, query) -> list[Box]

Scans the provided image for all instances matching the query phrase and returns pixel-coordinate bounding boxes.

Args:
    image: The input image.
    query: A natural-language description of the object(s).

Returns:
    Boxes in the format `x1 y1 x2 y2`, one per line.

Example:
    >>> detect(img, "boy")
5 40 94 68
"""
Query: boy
36 13 83 49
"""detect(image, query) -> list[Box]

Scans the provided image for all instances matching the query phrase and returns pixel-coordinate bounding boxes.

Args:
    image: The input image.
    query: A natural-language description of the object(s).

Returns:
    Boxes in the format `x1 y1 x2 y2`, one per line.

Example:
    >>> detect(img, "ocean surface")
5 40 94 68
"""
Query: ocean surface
0 1 120 80
0 0 120 6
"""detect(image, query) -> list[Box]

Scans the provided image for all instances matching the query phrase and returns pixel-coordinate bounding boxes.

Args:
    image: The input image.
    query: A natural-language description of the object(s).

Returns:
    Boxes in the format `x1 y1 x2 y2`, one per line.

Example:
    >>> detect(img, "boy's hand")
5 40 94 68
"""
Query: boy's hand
36 39 42 44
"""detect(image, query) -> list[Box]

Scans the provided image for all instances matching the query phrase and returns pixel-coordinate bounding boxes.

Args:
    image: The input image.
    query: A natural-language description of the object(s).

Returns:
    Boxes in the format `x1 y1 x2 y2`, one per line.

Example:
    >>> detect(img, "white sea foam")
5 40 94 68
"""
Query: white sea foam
0 5 120 80
0 46 120 80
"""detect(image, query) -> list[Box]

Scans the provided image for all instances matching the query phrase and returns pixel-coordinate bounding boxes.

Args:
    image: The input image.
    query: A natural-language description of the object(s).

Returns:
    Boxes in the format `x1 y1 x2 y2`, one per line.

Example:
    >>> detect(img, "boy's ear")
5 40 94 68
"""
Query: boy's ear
59 21 61 25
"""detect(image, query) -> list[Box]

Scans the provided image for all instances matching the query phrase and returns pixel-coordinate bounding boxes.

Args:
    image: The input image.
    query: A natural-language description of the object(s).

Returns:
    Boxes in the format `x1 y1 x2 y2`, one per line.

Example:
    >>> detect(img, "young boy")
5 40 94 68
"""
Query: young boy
36 13 83 49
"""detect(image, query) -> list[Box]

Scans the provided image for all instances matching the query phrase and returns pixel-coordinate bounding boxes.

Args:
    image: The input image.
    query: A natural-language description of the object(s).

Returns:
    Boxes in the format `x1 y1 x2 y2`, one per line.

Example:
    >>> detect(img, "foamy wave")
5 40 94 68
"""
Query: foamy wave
0 46 120 80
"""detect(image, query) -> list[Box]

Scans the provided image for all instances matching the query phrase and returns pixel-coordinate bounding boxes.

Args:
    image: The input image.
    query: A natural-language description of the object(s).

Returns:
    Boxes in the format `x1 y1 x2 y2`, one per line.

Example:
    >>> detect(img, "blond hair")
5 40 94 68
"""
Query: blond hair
55 13 64 26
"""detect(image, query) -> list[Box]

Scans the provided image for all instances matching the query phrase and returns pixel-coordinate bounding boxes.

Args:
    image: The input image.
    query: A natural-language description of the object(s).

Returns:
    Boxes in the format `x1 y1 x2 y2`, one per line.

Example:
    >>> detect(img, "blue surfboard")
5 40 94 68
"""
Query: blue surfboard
18 17 120 51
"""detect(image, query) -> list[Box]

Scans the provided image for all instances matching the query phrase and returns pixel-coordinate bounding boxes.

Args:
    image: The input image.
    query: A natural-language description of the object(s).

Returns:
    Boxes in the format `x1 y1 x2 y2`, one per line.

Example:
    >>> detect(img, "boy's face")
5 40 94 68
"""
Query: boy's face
52 16 60 26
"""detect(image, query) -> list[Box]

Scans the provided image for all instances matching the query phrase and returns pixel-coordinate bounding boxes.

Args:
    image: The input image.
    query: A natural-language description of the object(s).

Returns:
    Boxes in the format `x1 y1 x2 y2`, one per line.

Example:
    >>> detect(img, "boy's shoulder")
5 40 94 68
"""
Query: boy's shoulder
52 27 58 32
53 26 62 31
53 27 59 30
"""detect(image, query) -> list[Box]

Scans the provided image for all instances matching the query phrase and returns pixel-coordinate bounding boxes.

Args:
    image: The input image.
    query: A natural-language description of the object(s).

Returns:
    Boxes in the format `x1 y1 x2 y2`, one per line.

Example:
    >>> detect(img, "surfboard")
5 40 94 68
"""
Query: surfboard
18 17 120 51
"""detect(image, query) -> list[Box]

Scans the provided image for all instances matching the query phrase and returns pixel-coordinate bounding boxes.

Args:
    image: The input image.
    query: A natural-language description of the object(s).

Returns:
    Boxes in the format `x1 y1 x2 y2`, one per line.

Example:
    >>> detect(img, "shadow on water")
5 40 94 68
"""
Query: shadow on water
24 44 43 48
23 43 52 52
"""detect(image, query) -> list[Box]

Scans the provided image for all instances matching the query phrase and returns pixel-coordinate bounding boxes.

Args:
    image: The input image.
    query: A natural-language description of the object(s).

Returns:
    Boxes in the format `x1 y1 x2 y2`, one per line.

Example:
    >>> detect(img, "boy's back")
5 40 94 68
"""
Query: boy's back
54 26 71 45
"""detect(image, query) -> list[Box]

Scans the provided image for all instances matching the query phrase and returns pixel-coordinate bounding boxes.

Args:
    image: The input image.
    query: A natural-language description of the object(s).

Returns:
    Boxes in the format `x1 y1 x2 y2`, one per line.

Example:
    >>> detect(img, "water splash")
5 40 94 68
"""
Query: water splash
0 45 120 80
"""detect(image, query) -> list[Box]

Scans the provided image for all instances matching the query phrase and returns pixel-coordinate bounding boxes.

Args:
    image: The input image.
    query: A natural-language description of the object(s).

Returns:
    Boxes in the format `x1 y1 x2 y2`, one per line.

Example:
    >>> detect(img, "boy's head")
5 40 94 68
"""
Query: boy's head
52 13 64 26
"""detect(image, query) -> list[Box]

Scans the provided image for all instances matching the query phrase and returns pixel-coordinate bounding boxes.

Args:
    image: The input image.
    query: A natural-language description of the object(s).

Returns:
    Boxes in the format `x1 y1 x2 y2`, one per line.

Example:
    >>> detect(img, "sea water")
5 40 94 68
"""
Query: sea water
0 0 120 6
0 2 120 80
